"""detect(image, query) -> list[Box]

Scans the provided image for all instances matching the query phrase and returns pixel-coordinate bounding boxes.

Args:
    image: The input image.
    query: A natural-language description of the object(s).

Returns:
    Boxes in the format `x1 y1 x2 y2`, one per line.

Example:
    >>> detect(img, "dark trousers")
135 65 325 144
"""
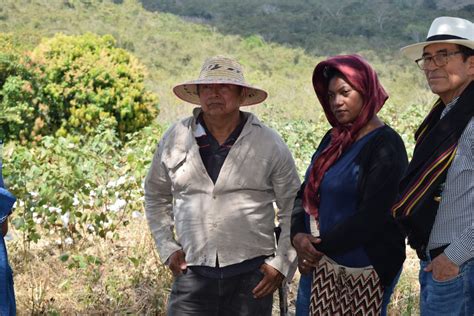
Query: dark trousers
167 268 273 316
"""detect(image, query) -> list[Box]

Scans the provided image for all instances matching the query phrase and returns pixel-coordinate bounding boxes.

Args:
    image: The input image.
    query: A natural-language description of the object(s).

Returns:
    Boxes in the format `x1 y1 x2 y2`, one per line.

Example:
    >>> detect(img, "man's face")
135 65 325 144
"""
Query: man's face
422 43 473 102
198 84 244 118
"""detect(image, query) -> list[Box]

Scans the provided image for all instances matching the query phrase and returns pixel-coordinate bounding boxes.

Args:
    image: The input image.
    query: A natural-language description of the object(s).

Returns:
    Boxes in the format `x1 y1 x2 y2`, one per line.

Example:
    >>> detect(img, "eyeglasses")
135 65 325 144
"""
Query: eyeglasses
415 51 462 70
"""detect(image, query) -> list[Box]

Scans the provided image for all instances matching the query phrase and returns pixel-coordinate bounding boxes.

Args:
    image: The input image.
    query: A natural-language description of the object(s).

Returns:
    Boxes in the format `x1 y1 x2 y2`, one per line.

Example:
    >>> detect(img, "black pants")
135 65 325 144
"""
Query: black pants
167 268 273 316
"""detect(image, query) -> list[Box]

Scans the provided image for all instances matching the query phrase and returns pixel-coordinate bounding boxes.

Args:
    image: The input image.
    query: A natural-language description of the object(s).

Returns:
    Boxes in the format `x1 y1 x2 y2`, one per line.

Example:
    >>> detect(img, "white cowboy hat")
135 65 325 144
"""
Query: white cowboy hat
401 16 474 60
173 56 268 106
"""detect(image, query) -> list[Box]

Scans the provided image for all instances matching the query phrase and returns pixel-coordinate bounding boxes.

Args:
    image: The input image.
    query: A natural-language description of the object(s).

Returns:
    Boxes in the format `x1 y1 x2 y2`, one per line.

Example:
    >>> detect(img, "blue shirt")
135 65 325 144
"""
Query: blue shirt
305 128 382 267
0 159 16 315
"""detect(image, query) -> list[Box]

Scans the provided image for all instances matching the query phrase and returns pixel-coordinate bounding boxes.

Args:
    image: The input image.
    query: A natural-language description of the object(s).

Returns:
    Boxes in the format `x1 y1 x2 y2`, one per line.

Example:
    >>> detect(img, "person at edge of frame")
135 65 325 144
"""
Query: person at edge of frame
393 16 474 316
0 140 17 316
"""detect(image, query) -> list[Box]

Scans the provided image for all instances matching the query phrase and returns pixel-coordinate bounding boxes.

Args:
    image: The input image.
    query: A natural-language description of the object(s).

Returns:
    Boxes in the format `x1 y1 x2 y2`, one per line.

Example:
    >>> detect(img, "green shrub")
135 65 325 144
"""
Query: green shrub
2 121 161 246
0 32 159 142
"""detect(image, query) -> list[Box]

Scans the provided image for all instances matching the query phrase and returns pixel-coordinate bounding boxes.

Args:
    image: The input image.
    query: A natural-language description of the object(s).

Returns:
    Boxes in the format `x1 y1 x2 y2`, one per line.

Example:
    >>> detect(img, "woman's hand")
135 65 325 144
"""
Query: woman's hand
292 233 323 274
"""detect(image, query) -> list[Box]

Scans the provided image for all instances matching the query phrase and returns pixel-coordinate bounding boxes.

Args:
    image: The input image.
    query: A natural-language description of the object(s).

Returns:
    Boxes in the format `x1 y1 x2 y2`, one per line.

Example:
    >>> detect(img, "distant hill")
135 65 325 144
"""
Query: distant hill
1 0 438 125
139 0 474 56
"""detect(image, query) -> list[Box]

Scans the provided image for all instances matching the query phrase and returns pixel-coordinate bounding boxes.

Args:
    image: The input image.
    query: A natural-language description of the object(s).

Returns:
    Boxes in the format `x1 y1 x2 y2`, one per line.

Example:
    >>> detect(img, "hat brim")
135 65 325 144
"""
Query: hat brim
173 79 268 106
401 39 474 60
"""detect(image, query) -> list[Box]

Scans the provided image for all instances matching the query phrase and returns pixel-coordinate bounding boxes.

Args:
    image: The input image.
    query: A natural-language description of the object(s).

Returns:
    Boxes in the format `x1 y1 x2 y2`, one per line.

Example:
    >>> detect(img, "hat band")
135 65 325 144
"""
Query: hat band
426 34 468 42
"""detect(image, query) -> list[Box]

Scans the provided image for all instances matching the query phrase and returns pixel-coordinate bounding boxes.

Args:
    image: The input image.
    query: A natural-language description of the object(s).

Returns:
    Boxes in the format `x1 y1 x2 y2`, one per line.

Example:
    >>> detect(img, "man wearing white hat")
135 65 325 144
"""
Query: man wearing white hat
393 17 474 315
144 56 300 315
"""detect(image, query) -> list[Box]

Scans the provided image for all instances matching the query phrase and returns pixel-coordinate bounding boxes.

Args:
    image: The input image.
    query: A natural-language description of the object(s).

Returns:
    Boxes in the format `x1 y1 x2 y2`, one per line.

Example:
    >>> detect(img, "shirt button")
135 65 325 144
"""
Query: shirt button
213 196 216 199
213 223 217 228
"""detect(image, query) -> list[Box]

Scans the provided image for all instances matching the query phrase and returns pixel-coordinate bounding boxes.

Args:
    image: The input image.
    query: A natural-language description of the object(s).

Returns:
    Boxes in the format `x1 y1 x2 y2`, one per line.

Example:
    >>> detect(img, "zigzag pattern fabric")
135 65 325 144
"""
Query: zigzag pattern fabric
309 256 383 316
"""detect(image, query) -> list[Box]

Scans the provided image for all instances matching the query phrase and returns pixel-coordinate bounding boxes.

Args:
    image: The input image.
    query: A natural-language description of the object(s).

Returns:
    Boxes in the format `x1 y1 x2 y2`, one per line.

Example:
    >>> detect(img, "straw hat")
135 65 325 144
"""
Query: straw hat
401 16 474 60
173 56 268 106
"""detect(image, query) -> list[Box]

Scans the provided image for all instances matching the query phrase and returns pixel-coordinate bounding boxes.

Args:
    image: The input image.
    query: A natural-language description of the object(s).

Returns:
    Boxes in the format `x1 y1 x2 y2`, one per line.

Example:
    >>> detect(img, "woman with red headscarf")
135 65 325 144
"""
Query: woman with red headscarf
291 55 407 315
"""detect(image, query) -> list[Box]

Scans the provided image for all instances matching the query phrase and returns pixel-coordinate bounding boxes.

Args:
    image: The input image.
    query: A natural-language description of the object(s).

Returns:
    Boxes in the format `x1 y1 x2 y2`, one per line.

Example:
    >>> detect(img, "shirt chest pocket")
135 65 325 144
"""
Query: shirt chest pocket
163 151 195 192
235 154 272 190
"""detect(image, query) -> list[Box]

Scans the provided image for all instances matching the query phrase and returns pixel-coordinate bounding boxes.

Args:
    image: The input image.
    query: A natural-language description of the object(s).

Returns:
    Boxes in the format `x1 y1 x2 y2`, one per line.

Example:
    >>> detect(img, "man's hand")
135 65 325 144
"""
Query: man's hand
424 253 460 281
252 263 284 299
167 249 188 277
292 233 323 274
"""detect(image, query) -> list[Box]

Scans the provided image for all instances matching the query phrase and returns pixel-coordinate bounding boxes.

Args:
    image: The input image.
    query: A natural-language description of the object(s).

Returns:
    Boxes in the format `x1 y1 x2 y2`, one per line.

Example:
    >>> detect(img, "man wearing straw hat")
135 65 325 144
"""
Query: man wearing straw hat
145 56 300 315
393 17 474 315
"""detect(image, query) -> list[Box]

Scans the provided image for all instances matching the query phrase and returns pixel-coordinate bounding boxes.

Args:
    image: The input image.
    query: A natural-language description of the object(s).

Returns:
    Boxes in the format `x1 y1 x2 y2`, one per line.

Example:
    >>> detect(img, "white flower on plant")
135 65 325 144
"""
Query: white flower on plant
73 195 80 206
109 198 127 212
67 143 75 149
61 212 70 227
49 206 62 214
32 212 43 224
86 224 95 233
117 176 127 186
89 190 96 197
64 237 73 245
19 200 24 207
106 180 116 188
132 211 142 219
30 191 39 198
107 176 127 188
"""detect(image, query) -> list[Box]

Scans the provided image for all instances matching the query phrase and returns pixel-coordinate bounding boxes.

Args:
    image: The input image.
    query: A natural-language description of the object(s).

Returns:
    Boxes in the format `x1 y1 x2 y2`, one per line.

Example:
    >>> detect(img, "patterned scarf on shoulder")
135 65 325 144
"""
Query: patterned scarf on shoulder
392 81 474 254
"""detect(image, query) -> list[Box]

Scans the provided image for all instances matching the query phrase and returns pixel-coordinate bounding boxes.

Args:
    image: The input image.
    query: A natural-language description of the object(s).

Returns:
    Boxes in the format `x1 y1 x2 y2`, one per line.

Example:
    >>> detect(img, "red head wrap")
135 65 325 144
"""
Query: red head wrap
303 54 388 219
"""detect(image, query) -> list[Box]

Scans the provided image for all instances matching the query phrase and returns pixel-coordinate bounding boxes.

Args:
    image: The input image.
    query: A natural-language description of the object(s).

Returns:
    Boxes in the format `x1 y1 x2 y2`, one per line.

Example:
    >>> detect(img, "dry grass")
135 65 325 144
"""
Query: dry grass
387 248 421 315
7 216 420 315
9 215 172 314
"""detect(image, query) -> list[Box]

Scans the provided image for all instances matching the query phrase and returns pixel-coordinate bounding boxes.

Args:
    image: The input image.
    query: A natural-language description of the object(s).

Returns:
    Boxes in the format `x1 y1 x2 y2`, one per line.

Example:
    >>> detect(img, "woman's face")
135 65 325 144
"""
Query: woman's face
327 76 364 125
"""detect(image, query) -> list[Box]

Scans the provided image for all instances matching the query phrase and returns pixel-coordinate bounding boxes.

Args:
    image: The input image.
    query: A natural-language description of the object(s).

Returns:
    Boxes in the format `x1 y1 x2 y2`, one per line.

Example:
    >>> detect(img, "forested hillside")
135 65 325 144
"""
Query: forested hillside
0 0 449 124
140 0 474 55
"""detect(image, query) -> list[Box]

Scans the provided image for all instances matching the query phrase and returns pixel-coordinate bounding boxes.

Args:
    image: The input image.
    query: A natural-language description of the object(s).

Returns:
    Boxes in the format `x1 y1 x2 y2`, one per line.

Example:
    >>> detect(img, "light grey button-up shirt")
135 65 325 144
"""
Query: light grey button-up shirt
144 109 300 277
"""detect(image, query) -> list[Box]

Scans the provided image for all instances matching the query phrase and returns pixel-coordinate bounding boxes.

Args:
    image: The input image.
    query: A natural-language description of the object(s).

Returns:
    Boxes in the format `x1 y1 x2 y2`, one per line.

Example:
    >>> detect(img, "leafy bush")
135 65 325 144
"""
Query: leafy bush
2 122 161 246
0 32 159 142
0 38 42 142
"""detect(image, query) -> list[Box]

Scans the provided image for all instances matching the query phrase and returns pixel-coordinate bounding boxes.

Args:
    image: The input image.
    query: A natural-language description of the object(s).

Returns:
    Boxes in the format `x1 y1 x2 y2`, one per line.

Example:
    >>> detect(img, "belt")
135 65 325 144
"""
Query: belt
429 244 449 260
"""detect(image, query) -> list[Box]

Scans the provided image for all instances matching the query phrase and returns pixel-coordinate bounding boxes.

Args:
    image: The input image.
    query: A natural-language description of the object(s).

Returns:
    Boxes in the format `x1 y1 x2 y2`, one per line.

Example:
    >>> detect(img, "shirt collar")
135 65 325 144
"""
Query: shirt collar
441 96 460 118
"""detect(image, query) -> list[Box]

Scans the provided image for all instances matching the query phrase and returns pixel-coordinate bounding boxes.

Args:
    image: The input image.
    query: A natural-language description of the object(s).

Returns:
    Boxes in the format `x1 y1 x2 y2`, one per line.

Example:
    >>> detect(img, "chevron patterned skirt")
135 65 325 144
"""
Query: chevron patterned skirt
309 255 383 316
